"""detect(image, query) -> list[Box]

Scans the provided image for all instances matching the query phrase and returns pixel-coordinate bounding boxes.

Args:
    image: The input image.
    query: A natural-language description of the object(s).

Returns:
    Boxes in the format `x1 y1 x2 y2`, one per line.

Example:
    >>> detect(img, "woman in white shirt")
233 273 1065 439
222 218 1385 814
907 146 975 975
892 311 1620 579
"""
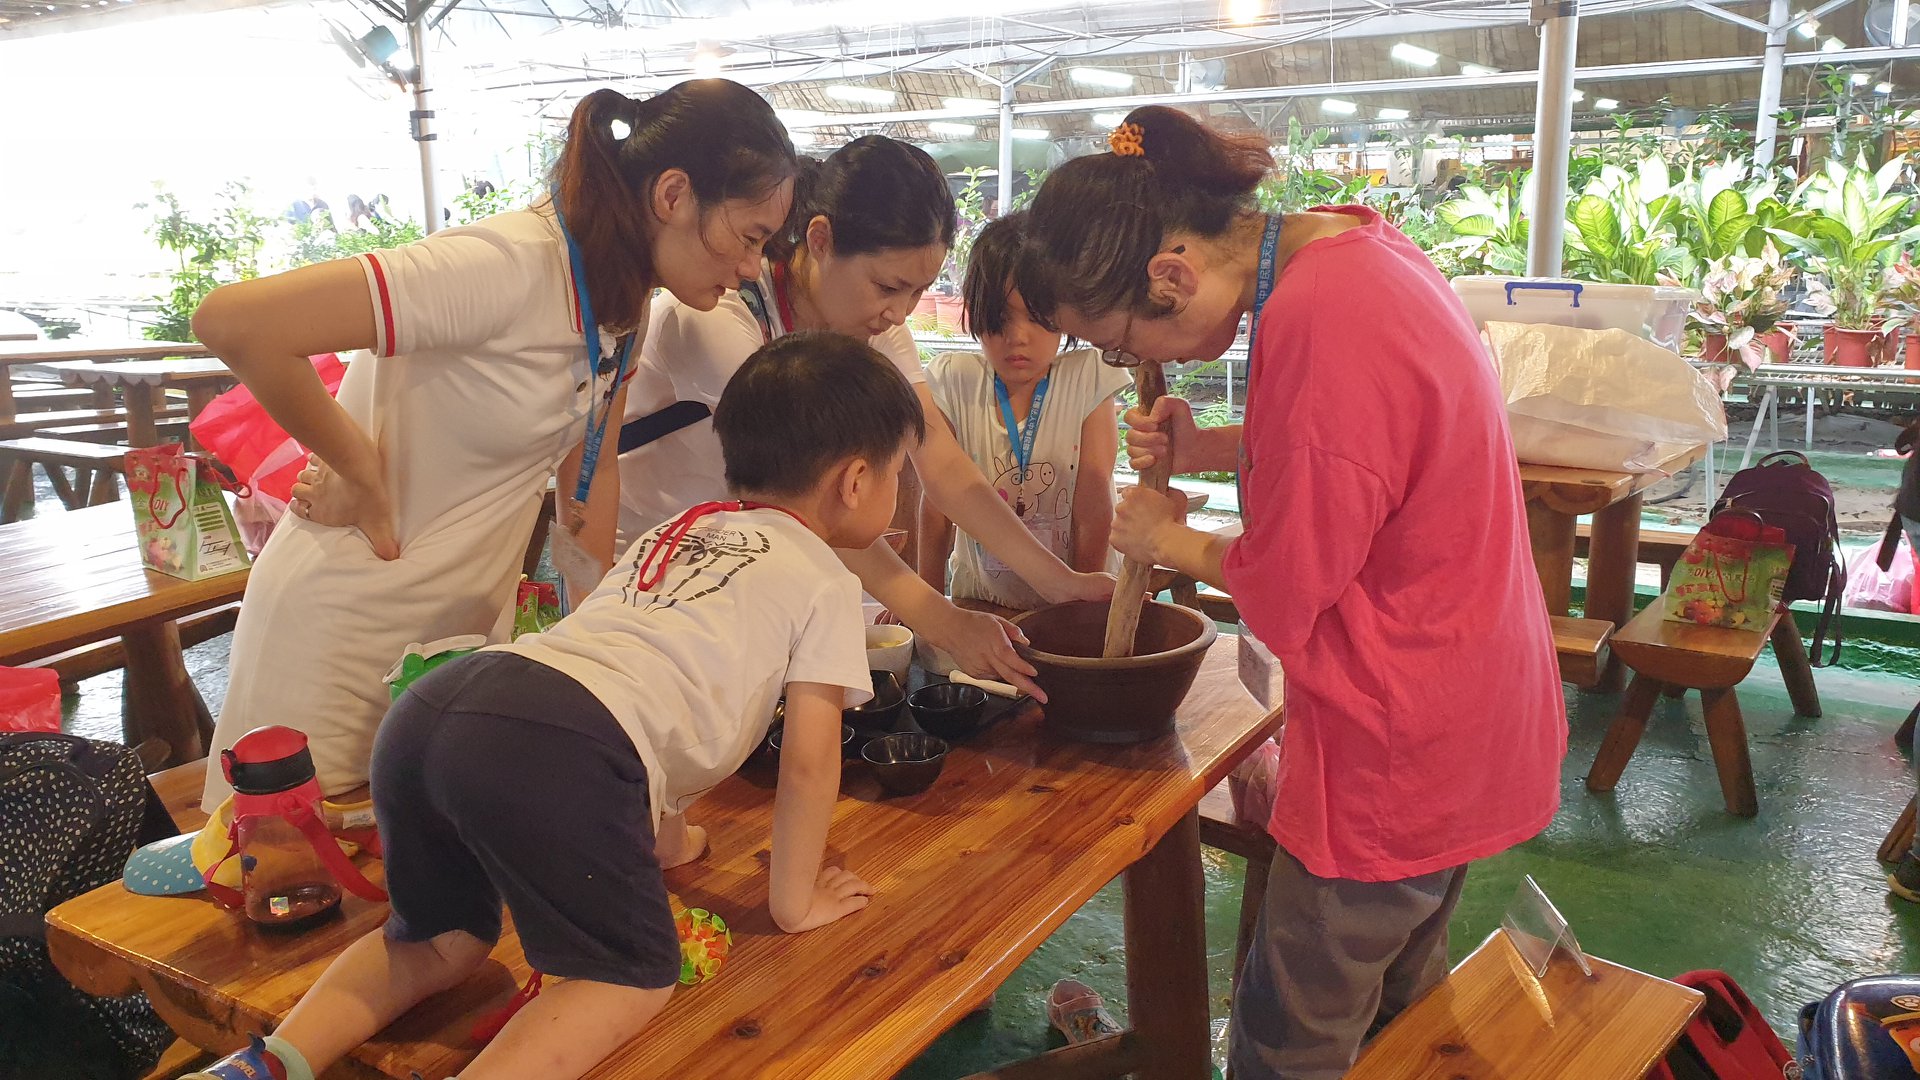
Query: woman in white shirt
619 136 1111 696
191 80 799 807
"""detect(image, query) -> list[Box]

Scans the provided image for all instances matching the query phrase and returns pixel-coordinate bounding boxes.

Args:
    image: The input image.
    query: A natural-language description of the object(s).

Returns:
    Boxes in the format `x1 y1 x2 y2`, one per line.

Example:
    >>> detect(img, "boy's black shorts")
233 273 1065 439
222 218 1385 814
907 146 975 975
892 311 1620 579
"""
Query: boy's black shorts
371 650 680 990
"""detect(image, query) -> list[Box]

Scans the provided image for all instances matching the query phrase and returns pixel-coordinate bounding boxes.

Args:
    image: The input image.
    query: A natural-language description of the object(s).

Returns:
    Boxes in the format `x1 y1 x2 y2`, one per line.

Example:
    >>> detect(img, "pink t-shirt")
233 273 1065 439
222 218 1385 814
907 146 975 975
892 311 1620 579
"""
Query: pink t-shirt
1222 205 1566 883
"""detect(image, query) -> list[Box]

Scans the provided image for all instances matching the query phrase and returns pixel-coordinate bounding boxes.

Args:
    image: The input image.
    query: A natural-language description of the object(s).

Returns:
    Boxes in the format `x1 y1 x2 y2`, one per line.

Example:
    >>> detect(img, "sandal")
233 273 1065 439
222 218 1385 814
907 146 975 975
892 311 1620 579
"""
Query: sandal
1046 979 1122 1045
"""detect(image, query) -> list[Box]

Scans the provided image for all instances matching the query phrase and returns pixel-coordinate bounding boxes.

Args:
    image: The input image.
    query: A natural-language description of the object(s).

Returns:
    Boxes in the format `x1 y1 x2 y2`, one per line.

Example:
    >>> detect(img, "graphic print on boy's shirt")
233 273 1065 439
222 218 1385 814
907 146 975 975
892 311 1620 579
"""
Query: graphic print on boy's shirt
618 525 774 610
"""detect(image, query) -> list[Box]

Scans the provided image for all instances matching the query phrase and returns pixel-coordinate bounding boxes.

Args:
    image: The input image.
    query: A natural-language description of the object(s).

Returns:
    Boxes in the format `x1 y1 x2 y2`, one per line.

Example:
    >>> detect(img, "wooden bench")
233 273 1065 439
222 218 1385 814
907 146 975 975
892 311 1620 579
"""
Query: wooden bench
0 436 128 522
1574 522 1693 590
1553 615 1614 687
11 385 97 412
35 418 192 444
0 404 190 438
1586 604 1820 816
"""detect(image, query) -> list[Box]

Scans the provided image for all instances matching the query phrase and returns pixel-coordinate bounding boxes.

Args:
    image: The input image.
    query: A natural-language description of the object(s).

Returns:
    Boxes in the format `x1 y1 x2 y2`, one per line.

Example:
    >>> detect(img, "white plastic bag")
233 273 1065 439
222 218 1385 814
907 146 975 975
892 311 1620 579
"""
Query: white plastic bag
1484 322 1728 473
1843 535 1915 613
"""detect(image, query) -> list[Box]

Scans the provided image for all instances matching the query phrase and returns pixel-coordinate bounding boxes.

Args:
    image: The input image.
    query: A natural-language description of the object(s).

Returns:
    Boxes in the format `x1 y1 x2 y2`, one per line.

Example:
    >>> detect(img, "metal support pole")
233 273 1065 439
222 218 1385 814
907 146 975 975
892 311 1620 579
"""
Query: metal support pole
1527 0 1579 277
1754 0 1790 169
998 82 1016 219
408 13 441 234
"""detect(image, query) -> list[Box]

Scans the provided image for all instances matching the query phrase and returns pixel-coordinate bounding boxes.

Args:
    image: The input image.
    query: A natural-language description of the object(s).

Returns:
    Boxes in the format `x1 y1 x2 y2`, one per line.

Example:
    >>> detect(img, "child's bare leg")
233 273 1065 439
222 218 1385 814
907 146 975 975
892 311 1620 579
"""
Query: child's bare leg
273 926 492 1073
461 978 673 1080
654 812 707 870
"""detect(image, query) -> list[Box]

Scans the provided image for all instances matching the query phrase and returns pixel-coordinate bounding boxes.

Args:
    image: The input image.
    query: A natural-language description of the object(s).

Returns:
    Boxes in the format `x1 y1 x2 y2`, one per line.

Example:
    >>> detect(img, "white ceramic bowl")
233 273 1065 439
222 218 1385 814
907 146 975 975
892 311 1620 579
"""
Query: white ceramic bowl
865 624 914 682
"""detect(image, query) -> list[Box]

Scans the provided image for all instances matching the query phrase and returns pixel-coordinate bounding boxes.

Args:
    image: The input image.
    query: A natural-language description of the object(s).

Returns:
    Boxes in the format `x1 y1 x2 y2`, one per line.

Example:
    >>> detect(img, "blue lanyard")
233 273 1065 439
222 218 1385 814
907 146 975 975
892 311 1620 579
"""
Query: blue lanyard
1248 212 1284 349
554 204 634 516
1238 213 1284 529
993 373 1050 482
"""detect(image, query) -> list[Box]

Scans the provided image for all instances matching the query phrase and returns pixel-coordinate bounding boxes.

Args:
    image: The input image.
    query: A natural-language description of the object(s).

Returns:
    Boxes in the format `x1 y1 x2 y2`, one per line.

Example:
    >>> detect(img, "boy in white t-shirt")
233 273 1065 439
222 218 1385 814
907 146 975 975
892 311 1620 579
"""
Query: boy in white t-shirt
190 332 922 1080
922 214 1131 611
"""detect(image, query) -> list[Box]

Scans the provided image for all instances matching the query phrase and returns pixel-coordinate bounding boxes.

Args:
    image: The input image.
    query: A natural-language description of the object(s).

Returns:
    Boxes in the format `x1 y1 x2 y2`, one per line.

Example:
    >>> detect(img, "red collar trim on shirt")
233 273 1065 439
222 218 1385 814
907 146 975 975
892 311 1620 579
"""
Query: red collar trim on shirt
635 500 810 590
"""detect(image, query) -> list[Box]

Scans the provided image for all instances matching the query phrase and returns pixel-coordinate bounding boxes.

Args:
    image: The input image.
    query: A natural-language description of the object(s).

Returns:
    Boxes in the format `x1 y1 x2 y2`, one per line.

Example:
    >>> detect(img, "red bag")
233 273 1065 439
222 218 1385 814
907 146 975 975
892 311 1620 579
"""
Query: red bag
188 354 346 554
0 666 60 733
1647 970 1794 1080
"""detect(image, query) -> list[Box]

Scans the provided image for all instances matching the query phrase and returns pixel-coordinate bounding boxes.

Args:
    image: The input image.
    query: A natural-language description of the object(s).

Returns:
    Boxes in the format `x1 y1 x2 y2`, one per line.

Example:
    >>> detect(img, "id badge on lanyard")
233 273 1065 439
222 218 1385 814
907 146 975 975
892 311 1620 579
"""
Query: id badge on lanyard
979 374 1053 579
552 204 635 608
1235 213 1285 709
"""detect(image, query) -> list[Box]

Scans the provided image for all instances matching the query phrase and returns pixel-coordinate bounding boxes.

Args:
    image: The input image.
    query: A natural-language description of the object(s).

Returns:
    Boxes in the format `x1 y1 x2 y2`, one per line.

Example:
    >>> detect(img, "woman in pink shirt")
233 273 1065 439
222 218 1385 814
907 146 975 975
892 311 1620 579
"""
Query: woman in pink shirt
1018 107 1567 1078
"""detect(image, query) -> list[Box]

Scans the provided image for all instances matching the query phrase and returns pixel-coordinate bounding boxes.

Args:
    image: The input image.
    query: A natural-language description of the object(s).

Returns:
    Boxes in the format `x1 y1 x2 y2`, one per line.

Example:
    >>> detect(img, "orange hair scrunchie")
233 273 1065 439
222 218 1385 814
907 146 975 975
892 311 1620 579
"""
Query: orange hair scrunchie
1108 122 1145 158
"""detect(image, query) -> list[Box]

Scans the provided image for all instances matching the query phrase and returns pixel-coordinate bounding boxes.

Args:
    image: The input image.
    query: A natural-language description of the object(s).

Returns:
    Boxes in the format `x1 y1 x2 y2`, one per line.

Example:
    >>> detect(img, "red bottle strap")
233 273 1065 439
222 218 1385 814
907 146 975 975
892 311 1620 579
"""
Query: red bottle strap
634 501 808 591
471 971 545 1044
202 823 246 909
286 801 388 903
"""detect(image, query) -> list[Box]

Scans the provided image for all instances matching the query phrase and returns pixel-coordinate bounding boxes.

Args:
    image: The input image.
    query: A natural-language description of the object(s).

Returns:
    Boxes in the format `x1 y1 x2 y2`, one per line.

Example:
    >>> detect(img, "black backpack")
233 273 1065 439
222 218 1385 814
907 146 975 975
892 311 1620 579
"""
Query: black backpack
1713 451 1846 666
0 732 176 1079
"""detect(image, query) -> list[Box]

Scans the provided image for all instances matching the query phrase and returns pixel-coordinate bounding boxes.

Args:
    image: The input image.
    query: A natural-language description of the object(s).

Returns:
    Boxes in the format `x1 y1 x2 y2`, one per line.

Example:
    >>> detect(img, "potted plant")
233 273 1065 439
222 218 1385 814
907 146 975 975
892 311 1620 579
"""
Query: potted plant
1671 241 1797 370
1775 155 1917 366
1885 253 1920 370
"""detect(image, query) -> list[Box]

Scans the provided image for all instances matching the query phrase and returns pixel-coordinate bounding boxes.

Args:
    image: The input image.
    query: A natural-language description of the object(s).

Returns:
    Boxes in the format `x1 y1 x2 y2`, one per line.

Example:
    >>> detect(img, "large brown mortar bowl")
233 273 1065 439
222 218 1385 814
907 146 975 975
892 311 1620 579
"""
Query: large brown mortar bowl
1011 600 1218 744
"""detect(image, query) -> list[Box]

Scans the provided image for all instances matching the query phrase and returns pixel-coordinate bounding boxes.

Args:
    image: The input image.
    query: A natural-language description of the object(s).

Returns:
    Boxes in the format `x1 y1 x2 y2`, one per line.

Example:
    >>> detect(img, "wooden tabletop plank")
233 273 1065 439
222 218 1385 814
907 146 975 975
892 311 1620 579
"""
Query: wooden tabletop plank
22 358 235 387
48 641 1284 1080
0 504 248 664
0 339 211 364
1347 929 1701 1080
1519 444 1708 517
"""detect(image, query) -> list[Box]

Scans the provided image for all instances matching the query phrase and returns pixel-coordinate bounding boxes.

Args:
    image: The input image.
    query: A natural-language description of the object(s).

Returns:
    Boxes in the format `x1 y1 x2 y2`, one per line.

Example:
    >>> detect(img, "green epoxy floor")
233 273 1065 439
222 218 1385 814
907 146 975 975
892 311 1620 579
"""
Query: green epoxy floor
56 633 1920 1076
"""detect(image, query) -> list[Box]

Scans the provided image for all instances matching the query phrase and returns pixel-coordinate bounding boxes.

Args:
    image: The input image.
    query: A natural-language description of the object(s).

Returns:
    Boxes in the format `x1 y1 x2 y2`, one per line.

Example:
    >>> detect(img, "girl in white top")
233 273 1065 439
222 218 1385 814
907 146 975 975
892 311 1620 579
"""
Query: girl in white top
921 214 1131 611
619 136 1112 698
191 80 800 808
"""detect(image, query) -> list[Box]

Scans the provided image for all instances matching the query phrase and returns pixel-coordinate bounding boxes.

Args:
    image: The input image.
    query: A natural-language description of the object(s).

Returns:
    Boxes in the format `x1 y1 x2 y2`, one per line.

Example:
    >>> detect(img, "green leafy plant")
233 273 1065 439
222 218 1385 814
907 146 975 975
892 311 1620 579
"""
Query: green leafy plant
1668 241 1794 356
1774 155 1917 328
1256 118 1375 211
1432 172 1533 276
138 182 273 342
1562 156 1690 285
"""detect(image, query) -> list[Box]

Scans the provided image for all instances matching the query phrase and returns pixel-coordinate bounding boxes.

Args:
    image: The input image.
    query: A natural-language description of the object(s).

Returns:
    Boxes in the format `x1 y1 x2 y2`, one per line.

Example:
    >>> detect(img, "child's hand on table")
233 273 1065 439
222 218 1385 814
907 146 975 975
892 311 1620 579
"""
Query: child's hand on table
778 866 876 934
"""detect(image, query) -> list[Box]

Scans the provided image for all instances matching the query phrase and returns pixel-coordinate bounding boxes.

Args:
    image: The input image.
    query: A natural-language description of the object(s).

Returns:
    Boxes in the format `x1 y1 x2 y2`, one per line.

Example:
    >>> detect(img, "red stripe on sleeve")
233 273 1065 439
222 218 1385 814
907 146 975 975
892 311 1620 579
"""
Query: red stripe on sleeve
364 253 398 357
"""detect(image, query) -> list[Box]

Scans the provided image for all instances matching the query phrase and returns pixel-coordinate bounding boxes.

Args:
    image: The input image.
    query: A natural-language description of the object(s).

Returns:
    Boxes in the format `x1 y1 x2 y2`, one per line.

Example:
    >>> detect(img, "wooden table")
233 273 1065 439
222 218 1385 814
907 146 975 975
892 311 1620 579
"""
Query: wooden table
0 338 209 427
20 357 234 446
1348 929 1702 1079
0 503 246 766
48 637 1283 1080
1520 444 1706 691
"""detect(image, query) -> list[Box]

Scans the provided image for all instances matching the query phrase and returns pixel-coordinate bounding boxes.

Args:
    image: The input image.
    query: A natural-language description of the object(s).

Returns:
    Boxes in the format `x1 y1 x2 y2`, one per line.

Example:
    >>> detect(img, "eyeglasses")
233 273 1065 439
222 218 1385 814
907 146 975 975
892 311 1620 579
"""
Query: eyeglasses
1099 310 1147 368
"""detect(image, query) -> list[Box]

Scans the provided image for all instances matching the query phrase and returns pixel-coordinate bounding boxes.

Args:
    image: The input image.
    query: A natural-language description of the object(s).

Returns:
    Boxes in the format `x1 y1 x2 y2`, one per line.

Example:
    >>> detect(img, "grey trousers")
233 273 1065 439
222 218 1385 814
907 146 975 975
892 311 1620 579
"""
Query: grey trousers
1227 846 1468 1080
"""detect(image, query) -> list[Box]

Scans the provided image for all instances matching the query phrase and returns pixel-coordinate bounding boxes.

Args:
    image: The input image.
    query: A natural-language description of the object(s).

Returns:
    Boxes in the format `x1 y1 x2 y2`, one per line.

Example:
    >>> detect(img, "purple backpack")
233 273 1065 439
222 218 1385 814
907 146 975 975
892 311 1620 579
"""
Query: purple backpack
1713 451 1845 665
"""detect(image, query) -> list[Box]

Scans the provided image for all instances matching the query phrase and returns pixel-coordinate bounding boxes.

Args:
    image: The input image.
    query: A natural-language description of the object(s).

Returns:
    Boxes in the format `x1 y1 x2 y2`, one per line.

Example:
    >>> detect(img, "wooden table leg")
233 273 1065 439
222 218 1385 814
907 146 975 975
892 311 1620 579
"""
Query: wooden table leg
123 382 159 447
1700 688 1759 817
1584 493 1643 692
121 622 212 768
1770 614 1822 718
0 373 15 427
1124 807 1211 1080
1525 502 1575 617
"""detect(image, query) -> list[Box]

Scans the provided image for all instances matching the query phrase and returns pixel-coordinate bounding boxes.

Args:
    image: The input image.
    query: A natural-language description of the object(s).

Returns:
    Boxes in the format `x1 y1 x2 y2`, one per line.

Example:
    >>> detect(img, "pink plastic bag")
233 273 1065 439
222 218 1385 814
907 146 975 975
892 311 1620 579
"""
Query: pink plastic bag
1228 738 1281 828
1843 534 1915 614
189 354 346 555
0 666 61 733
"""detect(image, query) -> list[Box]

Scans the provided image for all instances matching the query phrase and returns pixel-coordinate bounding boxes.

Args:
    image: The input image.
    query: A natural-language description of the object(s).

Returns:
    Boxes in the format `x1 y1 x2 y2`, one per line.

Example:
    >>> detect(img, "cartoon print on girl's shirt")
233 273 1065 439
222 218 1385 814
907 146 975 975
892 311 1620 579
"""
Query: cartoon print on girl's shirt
979 450 1076 581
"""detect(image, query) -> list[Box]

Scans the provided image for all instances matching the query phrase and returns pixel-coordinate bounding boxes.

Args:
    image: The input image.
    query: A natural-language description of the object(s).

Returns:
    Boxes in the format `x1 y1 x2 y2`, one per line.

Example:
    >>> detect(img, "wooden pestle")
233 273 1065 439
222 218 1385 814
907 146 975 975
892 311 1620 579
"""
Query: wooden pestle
1102 362 1172 658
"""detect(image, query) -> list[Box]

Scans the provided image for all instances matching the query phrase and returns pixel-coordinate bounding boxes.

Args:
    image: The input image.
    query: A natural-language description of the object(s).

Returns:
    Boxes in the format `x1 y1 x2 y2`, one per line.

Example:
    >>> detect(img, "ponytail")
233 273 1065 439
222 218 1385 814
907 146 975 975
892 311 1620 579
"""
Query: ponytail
1019 105 1271 325
550 80 796 330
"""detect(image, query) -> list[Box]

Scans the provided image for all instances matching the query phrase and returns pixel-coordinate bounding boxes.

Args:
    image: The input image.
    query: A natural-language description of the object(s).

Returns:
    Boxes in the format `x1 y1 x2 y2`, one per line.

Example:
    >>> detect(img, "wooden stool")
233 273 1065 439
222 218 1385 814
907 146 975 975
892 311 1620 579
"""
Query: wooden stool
1587 604 1820 817
1553 616 1614 687
0 436 128 523
1880 798 1916 864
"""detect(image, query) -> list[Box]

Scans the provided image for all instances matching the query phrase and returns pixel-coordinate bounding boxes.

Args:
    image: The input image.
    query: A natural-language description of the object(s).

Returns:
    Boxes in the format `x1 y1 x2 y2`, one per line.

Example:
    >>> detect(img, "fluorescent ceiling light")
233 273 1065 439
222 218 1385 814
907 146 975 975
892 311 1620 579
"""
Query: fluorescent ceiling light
1570 90 1586 103
1795 11 1819 37
1877 81 1895 93
1011 127 1051 139
1227 0 1261 23
691 48 724 78
1460 63 1498 78
825 84 897 105
1595 97 1620 110
1852 71 1871 84
1070 67 1135 90
1821 36 1846 52
1092 111 1130 128
1376 107 1411 120
1390 43 1440 67
1321 98 1358 115
942 97 995 112
928 121 978 137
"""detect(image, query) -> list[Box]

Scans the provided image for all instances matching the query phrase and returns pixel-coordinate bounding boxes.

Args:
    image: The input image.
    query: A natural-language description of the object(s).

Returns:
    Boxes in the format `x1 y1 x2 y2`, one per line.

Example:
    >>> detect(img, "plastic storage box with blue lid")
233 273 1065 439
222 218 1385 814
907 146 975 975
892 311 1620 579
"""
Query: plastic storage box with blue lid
1796 974 1920 1078
1450 276 1696 353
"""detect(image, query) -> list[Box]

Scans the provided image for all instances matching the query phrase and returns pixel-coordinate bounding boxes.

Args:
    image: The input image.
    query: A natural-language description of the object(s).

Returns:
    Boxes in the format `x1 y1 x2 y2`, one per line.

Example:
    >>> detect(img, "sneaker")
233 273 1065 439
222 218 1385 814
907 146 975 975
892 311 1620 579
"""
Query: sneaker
1889 853 1920 903
1046 979 1122 1045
